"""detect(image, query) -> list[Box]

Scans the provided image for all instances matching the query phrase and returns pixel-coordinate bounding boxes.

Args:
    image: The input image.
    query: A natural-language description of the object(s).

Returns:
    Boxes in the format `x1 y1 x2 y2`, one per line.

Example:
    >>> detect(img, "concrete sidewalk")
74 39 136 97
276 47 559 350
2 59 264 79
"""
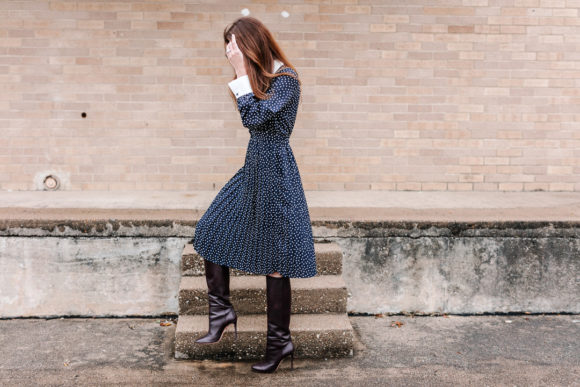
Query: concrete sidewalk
0 190 579 222
0 314 578 386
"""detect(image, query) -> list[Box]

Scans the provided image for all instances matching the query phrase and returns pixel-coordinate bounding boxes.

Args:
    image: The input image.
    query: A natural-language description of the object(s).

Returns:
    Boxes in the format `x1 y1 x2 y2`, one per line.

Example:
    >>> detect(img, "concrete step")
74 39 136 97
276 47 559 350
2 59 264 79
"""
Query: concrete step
182 241 343 276
179 275 347 315
174 313 354 360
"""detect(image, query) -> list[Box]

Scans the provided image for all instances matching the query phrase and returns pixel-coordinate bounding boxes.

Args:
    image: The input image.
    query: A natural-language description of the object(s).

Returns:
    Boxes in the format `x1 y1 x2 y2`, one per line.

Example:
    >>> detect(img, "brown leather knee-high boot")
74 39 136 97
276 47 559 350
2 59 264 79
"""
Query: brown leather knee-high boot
251 275 295 373
195 259 238 344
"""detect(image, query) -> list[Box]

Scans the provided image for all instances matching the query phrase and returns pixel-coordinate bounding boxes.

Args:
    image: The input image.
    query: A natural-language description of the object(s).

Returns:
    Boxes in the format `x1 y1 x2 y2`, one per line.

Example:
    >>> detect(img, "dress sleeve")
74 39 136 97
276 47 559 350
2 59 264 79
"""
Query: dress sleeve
227 70 299 130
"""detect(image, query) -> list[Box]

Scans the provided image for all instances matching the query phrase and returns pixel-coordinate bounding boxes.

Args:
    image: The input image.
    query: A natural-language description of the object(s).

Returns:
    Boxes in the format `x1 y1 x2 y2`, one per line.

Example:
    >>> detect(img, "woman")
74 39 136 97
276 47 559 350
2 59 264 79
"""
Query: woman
191 16 317 373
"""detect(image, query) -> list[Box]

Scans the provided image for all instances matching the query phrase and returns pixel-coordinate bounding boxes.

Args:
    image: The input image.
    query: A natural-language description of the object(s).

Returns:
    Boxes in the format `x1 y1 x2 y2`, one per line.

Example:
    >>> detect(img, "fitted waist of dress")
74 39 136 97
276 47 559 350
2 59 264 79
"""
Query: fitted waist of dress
250 131 290 144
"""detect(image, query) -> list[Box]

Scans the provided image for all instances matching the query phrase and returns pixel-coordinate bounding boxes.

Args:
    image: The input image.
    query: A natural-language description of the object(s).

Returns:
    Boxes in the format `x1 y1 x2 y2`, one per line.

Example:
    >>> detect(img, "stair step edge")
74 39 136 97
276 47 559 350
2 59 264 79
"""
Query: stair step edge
179 274 346 291
176 313 353 333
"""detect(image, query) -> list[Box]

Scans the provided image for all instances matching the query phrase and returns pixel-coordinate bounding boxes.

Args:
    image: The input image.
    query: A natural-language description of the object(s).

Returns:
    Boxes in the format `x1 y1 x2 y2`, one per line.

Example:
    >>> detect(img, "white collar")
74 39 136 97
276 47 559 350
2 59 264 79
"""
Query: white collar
273 59 284 73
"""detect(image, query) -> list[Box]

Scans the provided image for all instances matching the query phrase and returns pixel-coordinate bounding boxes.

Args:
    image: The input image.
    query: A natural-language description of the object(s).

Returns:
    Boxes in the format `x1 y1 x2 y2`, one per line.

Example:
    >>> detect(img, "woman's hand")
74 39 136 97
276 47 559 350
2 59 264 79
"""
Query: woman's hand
226 34 247 78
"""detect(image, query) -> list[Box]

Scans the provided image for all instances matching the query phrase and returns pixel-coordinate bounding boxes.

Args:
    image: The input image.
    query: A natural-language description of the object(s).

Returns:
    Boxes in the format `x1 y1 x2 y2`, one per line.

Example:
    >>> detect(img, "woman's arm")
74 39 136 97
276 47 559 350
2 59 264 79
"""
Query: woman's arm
228 72 299 130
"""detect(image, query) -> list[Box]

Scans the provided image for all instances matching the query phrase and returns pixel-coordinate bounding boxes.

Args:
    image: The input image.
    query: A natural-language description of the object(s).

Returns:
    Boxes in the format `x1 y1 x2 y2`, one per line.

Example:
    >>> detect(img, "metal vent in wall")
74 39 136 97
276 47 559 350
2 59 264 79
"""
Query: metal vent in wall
43 174 60 191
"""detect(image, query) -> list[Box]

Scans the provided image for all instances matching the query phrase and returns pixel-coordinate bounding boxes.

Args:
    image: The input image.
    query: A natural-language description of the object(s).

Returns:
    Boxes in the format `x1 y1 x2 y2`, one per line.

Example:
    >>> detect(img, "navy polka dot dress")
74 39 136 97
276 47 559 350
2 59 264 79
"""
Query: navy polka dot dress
192 64 317 278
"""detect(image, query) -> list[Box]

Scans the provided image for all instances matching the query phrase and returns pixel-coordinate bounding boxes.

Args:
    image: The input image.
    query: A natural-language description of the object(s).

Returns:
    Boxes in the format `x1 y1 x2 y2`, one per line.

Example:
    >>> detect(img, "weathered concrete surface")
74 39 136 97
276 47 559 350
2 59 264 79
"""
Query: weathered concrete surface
176 240 354 361
333 235 580 315
0 237 186 318
179 275 347 315
175 314 353 360
0 315 577 385
1 191 579 316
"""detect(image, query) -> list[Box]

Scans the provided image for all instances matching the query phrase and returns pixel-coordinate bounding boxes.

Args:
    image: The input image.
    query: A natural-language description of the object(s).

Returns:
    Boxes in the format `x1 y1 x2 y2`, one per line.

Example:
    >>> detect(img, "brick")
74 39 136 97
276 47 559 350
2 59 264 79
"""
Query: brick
0 1 577 192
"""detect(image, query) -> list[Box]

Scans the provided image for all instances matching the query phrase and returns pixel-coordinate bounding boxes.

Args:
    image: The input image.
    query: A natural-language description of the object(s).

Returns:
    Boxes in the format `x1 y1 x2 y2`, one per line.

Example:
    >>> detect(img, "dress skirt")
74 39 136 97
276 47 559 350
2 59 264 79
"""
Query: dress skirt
192 135 317 278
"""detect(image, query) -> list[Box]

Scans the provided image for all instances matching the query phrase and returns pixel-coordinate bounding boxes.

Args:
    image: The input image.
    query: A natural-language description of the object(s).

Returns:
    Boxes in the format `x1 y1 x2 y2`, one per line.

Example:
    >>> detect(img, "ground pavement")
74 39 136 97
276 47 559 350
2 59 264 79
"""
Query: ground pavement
0 314 578 386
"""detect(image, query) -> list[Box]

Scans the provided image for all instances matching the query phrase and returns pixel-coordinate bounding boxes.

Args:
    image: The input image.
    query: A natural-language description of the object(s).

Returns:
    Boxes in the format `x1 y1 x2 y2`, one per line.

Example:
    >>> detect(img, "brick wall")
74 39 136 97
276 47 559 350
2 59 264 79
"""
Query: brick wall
1 0 579 191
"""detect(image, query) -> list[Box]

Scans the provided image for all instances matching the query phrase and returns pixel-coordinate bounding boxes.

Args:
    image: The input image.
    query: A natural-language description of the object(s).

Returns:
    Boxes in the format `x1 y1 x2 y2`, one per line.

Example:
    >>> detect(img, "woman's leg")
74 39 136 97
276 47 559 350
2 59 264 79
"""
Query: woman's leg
252 272 294 372
195 259 238 344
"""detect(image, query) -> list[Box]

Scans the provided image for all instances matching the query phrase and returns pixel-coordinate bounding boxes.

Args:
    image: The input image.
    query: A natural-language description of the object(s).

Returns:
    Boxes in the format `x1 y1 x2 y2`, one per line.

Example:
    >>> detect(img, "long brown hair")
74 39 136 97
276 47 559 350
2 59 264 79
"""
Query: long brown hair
223 16 300 103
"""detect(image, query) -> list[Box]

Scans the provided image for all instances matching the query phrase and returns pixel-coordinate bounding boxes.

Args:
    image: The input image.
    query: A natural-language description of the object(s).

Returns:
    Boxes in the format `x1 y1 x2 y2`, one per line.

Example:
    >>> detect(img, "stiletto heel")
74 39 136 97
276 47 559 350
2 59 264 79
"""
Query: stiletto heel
290 352 294 370
234 319 238 340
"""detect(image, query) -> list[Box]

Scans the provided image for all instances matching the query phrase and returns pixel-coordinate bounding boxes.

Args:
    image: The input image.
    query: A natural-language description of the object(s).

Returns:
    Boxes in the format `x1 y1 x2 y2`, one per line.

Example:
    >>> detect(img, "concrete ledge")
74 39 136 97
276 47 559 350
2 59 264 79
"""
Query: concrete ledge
1 191 579 238
0 236 185 318
1 190 579 221
1 191 579 316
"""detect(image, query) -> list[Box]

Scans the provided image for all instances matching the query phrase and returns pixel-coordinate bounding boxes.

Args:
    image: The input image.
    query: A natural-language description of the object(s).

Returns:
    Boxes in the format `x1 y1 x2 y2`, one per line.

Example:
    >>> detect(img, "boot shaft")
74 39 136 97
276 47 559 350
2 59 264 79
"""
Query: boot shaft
265 275 292 343
204 258 231 301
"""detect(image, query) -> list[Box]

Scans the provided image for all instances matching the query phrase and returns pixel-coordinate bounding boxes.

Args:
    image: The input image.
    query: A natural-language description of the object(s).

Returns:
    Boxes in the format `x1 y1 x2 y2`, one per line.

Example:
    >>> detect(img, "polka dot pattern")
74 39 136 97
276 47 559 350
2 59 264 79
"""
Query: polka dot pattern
193 67 317 278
